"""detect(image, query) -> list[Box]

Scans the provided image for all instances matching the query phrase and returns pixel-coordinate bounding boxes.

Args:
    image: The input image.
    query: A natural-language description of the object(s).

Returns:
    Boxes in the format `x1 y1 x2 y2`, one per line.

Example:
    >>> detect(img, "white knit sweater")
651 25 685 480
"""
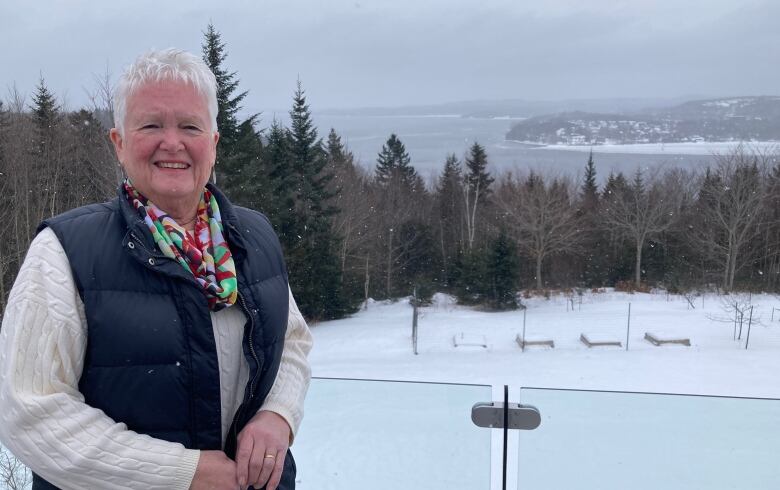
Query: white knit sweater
0 228 313 489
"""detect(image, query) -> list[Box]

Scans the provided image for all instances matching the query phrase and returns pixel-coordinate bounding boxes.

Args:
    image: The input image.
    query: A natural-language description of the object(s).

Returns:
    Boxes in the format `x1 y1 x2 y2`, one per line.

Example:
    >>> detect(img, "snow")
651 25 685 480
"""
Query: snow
294 290 780 489
533 141 779 155
307 290 780 396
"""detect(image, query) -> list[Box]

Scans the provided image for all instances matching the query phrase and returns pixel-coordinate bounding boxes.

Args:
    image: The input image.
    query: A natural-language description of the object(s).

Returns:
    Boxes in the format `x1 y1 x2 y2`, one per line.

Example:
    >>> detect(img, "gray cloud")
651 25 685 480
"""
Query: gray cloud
0 0 777 112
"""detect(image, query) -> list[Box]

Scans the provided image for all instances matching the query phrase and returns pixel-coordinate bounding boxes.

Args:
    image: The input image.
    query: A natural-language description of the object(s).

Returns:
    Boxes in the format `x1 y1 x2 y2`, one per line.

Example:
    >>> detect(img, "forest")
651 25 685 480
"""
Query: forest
1 24 779 322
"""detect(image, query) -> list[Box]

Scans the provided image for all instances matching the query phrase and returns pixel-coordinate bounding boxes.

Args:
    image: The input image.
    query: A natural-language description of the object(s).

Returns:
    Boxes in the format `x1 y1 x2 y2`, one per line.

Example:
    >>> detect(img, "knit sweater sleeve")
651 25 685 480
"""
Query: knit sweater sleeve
0 228 200 490
258 287 313 443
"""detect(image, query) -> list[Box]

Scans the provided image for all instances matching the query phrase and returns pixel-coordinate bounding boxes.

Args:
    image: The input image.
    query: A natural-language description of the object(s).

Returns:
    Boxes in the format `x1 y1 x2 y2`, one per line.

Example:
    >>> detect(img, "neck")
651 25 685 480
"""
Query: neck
176 215 198 232
151 196 201 233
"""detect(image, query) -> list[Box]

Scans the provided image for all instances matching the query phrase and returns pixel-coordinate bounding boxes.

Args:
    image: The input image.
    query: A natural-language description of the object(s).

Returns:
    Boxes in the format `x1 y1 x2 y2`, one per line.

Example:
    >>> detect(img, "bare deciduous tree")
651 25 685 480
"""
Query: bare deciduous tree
691 146 772 291
0 445 32 490
603 168 685 288
496 173 583 289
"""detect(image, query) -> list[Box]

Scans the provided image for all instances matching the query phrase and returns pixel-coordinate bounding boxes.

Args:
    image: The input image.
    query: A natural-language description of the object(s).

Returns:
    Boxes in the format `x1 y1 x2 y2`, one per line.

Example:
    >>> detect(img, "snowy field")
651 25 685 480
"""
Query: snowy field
295 290 780 490
534 141 779 156
308 290 780 397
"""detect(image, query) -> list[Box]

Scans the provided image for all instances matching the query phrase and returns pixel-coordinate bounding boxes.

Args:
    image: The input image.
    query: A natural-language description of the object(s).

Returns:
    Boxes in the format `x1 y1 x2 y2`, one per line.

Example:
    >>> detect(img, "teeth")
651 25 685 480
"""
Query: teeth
157 162 188 169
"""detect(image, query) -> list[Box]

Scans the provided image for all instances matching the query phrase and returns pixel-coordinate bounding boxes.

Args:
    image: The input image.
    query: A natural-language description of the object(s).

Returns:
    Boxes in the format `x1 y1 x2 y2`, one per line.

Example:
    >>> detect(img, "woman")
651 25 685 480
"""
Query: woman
0 49 312 490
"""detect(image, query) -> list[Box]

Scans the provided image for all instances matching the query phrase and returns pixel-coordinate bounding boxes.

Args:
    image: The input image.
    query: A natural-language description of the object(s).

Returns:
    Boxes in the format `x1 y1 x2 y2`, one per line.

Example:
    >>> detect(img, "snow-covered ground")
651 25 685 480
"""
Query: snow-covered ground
534 141 778 155
308 290 780 397
295 290 780 489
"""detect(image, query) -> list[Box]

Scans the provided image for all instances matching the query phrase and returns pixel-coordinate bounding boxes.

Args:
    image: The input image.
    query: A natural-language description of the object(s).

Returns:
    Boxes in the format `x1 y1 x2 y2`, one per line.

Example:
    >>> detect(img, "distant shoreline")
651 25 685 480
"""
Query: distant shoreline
506 140 780 156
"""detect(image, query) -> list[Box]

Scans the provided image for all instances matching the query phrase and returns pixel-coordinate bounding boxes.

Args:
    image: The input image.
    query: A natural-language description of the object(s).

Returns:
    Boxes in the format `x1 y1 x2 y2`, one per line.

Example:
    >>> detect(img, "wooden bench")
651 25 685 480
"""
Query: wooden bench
515 334 554 349
453 333 487 348
644 332 690 347
580 333 622 348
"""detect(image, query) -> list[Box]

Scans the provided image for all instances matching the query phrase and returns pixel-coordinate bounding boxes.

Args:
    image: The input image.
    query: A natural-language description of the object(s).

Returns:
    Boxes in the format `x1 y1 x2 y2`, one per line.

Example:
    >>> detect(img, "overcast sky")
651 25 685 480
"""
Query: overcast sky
1 0 778 113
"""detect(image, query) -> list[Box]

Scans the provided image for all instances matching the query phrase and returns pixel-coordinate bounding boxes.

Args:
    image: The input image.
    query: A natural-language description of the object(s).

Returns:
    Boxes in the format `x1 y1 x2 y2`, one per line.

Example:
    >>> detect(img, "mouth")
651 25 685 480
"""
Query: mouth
155 161 190 170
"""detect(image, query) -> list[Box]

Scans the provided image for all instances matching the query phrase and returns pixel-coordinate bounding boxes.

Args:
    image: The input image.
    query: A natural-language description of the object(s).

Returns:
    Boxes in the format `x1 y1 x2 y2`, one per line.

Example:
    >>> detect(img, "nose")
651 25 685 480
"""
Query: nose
159 127 185 152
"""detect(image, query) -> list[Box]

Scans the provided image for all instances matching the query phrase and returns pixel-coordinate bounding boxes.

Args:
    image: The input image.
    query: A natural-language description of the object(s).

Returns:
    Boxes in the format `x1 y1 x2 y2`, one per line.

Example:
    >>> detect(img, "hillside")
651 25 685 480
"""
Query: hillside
506 96 780 145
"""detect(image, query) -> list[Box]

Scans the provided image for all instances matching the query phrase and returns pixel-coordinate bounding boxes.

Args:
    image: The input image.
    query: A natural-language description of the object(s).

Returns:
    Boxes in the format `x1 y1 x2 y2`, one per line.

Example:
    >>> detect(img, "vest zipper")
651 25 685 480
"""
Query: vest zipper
230 292 261 446
238 292 261 401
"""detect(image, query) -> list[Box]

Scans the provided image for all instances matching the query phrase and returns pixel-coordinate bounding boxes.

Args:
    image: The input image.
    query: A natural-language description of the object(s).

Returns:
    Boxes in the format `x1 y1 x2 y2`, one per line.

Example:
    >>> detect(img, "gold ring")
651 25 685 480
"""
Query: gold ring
264 454 276 459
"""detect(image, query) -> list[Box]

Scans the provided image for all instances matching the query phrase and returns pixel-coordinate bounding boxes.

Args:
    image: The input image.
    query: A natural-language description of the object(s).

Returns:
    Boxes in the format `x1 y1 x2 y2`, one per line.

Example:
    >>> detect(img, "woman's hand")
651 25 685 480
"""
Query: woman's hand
235 410 291 490
191 450 238 489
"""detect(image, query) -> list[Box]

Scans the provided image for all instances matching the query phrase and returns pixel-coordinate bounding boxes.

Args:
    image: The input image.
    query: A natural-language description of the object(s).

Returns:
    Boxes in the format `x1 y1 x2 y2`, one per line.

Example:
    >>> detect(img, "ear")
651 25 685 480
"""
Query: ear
109 128 125 162
211 131 220 167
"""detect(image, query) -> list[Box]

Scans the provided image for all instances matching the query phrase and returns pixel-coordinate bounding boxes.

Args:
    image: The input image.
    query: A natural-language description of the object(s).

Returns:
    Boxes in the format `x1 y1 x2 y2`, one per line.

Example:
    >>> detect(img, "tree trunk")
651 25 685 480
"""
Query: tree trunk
536 254 543 290
729 241 737 291
635 240 643 288
385 228 393 297
438 220 448 286
363 255 370 309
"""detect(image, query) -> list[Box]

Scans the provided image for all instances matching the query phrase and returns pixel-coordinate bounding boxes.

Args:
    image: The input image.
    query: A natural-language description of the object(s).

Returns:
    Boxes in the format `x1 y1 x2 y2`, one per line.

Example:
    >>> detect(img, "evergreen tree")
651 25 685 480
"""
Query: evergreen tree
579 151 606 286
202 23 250 154
485 229 519 310
463 142 494 251
464 142 494 197
326 128 354 168
30 76 60 158
435 154 464 286
375 134 423 192
263 120 298 247
601 171 640 286
581 150 599 211
285 83 351 319
201 23 259 186
288 81 335 219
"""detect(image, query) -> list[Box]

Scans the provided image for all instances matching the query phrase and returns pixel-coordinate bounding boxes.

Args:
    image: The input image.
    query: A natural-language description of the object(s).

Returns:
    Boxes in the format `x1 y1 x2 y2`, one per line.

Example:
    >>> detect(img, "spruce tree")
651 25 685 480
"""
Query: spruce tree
485 230 519 310
579 151 606 286
581 150 599 211
201 23 259 186
465 142 494 197
326 128 354 168
601 171 633 285
285 83 351 319
463 142 494 251
436 154 464 287
263 121 297 245
202 23 250 153
30 76 60 158
375 134 423 191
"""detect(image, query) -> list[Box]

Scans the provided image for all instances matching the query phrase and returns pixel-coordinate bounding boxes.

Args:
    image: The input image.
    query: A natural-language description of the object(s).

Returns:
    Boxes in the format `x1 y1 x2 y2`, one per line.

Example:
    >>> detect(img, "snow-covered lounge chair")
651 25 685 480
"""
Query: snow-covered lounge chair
644 332 691 347
453 332 488 348
579 333 622 348
515 334 554 349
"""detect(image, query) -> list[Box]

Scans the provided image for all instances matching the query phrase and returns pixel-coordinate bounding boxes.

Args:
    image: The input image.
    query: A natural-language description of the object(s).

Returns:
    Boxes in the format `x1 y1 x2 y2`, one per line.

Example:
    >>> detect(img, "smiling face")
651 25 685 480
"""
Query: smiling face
110 80 219 219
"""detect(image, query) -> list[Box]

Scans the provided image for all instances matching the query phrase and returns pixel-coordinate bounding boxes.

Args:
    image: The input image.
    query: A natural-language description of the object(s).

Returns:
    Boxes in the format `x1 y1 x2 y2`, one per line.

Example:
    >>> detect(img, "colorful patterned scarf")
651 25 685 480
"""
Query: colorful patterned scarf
123 179 238 311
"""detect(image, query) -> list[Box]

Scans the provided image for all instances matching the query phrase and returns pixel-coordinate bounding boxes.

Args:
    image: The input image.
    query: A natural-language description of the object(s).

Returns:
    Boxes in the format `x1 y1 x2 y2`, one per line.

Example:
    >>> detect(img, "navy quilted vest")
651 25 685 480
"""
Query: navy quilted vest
33 184 295 489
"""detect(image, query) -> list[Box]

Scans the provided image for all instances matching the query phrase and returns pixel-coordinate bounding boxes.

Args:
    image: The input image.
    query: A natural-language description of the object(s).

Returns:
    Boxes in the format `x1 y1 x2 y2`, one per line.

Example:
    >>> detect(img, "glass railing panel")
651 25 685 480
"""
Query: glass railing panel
294 377 492 490
517 388 780 490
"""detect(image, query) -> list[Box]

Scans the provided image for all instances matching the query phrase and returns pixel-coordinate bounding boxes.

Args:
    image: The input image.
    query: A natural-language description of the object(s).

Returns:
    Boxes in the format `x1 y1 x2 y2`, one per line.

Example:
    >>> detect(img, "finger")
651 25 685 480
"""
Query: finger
248 443 268 488
253 449 277 489
235 434 254 488
266 449 286 490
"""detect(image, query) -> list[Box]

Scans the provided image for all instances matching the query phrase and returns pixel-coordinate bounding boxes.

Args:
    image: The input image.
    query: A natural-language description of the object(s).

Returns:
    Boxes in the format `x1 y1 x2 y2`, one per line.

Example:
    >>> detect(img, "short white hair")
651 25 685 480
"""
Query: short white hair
113 48 218 135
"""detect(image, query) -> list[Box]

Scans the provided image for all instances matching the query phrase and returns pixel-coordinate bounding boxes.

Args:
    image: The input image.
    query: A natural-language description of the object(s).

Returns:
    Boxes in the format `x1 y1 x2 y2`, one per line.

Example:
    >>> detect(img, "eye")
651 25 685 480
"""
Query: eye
183 124 203 132
141 123 159 130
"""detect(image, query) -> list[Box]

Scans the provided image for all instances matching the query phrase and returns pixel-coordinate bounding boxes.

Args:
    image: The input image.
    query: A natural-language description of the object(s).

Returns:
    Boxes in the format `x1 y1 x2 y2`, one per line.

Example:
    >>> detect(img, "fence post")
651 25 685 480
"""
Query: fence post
522 308 527 353
745 306 754 350
625 303 631 351
412 287 418 355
